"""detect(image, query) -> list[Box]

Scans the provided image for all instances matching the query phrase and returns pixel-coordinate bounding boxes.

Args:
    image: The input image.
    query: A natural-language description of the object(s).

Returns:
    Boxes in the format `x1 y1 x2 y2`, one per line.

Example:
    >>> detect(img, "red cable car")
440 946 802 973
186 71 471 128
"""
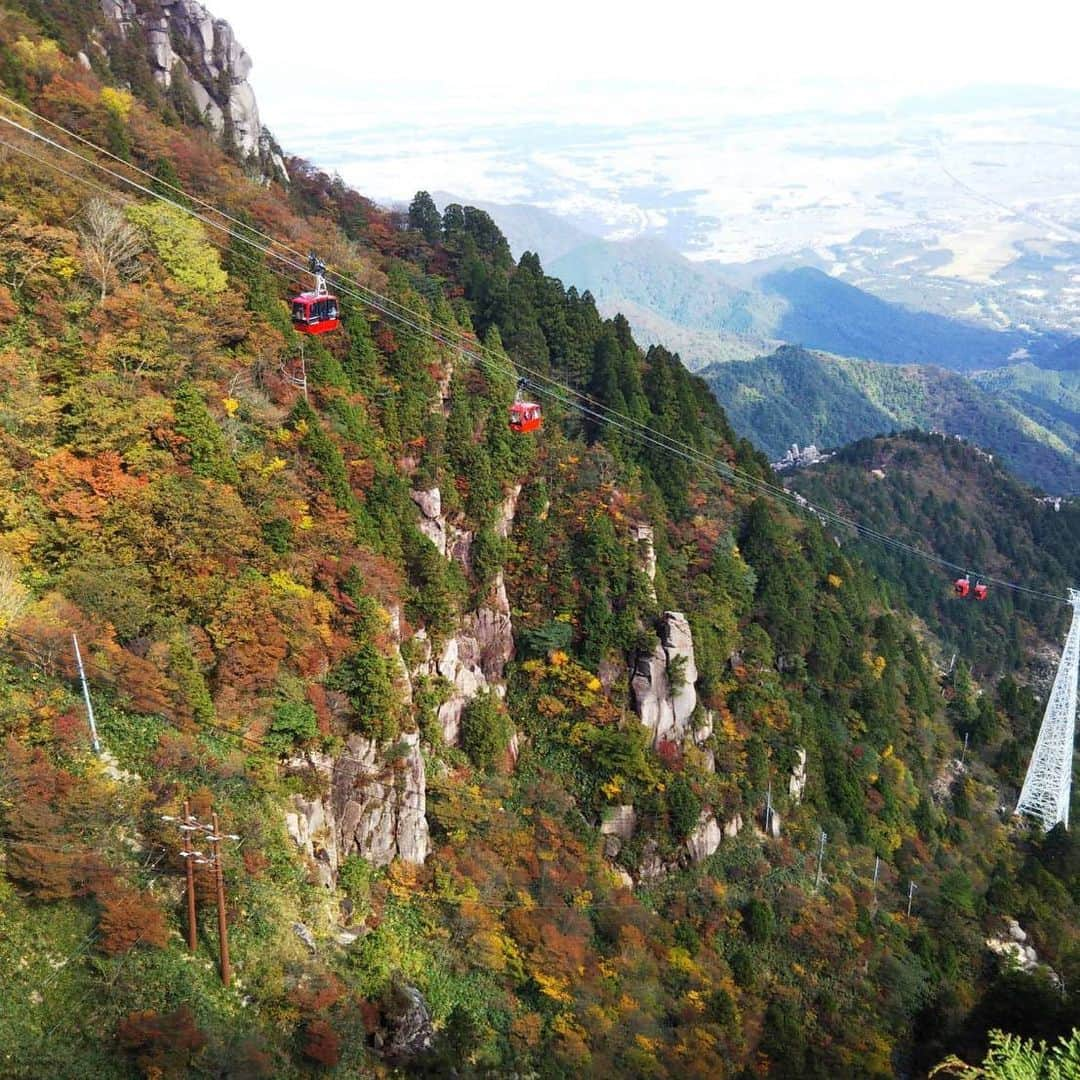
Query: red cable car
973 581 988 601
954 576 971 598
509 401 542 434
509 378 542 434
291 254 340 335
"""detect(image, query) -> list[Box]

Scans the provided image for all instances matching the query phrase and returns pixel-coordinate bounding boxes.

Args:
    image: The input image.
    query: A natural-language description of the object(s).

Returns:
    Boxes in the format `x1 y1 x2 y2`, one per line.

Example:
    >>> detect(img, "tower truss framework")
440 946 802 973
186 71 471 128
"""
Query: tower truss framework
1016 588 1080 830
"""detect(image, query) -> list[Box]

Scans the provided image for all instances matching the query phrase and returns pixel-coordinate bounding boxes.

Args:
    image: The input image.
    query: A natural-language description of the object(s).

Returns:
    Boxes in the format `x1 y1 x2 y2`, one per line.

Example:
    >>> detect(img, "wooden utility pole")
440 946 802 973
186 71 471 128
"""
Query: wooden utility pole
210 812 231 987
181 800 197 952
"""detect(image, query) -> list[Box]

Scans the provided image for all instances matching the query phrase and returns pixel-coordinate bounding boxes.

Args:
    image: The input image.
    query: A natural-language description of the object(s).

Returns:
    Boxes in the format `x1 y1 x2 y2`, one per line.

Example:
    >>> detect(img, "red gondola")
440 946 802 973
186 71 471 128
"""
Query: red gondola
973 581 988 601
510 401 542 434
291 254 340 335
954 576 971 598
509 378 542 434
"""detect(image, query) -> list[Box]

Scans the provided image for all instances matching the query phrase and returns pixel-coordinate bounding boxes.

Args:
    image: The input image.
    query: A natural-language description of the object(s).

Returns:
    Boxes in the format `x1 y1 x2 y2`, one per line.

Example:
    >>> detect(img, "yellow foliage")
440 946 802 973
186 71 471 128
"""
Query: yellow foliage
601 775 623 800
262 456 287 476
863 652 887 679
667 946 698 976
827 573 844 588
222 396 240 416
99 87 134 119
12 36 63 77
49 255 78 281
587 675 602 691
635 1033 660 1054
268 570 309 598
549 649 569 667
534 970 573 1004
684 989 706 1015
0 554 29 629
573 889 593 909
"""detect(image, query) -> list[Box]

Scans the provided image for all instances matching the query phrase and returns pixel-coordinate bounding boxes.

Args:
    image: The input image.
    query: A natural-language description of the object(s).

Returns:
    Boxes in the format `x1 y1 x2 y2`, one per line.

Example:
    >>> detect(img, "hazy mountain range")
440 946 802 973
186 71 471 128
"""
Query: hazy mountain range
428 190 1080 492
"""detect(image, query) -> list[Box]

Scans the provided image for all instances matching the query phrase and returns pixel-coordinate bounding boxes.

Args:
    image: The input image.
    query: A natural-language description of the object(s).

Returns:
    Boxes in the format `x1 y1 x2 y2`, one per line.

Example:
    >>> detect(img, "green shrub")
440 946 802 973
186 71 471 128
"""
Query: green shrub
127 202 227 293
172 382 238 485
459 691 511 771
265 701 318 756
667 775 702 838
327 643 400 743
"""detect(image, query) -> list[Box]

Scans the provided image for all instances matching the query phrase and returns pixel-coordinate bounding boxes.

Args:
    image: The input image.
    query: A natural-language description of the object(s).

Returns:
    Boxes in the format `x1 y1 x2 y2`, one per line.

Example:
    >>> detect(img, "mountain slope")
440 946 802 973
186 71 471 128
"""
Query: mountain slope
2 6 1080 1079
701 346 1080 493
787 431 1080 674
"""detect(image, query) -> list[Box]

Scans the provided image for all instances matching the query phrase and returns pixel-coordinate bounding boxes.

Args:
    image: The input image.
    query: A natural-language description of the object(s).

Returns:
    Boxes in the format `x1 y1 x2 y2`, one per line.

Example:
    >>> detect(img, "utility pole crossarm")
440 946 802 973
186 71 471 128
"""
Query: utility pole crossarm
1016 588 1080 831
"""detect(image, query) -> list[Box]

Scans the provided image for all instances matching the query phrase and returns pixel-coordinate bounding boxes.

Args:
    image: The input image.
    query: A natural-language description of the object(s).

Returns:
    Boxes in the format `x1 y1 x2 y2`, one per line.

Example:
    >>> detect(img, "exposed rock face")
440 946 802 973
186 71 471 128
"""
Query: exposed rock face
724 813 744 839
694 710 716 773
600 804 636 858
409 485 517 747
986 919 1060 985
292 922 317 954
601 805 637 840
410 488 446 555
686 811 723 863
638 840 665 883
284 726 429 874
285 791 338 888
385 978 435 1059
631 611 699 746
497 485 522 539
99 0 266 158
334 732 429 867
631 523 657 601
788 748 808 804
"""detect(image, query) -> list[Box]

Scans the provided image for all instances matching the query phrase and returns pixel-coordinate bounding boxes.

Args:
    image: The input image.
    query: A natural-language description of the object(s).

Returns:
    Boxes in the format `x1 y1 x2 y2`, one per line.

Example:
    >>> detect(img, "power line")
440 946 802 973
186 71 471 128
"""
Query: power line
0 105 1066 605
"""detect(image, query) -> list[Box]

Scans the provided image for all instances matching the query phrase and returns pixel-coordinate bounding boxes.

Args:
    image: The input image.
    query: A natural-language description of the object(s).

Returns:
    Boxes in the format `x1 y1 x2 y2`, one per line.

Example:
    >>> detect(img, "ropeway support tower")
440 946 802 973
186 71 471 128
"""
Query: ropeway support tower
1015 588 1080 830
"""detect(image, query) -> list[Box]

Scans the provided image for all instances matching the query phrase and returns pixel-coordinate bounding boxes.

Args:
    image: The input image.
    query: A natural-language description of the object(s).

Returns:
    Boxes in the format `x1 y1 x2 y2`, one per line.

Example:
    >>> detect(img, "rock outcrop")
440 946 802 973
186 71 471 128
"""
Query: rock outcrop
385 978 435 1059
789 748 808 804
686 811 723 863
631 523 657 601
631 611 699 746
286 730 429 875
409 484 517 746
410 488 446 555
600 804 636 858
334 732 429 867
99 0 274 162
986 918 1060 985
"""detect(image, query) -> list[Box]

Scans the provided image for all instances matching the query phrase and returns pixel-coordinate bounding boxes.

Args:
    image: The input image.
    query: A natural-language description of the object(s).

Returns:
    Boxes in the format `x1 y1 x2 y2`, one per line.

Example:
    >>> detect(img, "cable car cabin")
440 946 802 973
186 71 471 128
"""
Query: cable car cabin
954 577 971 598
509 401 542 434
291 292 340 335
973 582 988 601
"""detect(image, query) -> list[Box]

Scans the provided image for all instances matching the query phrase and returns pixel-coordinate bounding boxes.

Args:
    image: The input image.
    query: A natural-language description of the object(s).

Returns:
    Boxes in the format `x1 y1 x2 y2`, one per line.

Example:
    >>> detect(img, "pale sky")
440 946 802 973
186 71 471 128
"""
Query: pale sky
211 0 1080 138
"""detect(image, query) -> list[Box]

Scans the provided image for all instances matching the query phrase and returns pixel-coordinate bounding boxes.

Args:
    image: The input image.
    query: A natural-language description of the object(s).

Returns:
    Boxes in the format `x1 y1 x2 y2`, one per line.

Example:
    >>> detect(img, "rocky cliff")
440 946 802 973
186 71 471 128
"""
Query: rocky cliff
631 610 699 746
410 482 518 746
98 0 282 170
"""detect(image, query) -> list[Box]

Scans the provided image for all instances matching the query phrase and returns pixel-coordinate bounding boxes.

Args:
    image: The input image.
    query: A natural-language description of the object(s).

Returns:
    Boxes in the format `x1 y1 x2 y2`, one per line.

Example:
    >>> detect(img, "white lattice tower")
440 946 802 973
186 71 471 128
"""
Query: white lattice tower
1015 588 1080 830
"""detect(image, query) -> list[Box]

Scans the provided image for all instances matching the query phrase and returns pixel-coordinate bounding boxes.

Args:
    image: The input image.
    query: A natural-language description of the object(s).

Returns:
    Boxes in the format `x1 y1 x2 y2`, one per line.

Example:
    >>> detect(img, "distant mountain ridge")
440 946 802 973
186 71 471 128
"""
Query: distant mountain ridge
787 430 1080 673
701 346 1080 494
434 195 1080 373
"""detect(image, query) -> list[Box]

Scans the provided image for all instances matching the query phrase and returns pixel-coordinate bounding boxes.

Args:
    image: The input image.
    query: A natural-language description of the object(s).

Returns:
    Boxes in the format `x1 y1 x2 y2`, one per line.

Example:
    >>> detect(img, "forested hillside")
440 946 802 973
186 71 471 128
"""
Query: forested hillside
0 4 1079 1078
702 346 1080 494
